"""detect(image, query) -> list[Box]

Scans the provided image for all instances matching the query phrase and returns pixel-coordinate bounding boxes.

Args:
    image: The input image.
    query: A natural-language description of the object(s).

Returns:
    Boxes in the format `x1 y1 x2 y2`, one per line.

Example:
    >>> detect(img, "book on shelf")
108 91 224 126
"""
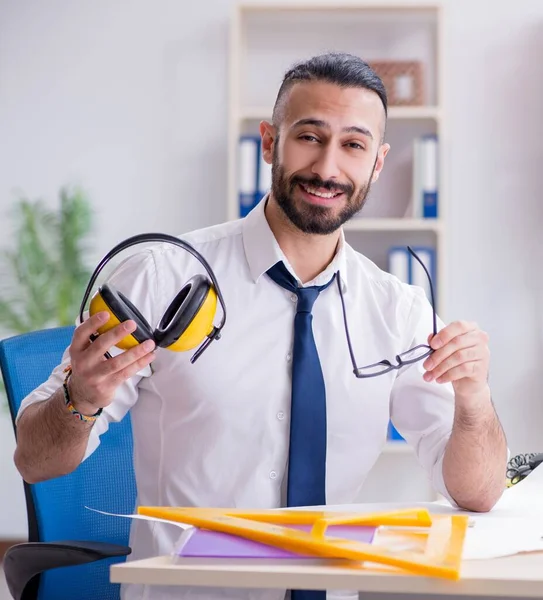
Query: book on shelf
388 421 405 442
406 134 438 219
237 134 271 217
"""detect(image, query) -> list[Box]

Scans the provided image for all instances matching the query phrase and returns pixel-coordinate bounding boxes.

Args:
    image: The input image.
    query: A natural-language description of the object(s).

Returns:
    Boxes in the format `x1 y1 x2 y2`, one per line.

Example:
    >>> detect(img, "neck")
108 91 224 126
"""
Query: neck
265 195 341 284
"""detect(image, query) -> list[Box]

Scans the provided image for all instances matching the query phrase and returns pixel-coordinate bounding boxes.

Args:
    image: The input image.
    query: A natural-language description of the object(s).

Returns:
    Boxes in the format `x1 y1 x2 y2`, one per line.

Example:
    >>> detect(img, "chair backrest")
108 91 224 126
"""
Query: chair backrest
0 326 136 600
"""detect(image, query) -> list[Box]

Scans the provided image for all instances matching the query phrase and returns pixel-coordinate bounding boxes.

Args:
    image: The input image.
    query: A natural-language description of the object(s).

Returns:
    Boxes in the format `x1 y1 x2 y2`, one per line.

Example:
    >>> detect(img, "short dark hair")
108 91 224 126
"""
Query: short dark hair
272 52 388 126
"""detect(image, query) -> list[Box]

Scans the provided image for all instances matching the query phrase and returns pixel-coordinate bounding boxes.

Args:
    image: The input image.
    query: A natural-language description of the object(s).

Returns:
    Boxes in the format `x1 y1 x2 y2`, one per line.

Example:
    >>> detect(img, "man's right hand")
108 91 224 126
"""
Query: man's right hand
66 311 156 416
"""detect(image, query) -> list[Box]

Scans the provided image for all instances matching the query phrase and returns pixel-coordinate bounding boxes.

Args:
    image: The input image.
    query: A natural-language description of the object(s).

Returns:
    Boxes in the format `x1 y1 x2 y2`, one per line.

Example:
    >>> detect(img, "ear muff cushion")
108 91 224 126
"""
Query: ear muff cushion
170 285 217 352
92 283 154 347
154 274 213 348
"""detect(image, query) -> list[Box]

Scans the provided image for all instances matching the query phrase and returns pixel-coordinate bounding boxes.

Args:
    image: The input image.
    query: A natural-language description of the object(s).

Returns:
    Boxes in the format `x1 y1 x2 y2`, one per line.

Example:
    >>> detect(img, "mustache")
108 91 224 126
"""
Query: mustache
290 175 353 196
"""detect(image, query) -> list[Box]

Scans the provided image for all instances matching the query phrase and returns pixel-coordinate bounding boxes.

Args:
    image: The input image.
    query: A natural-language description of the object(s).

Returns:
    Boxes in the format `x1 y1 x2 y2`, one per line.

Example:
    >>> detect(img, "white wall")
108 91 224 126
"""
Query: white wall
1 0 543 538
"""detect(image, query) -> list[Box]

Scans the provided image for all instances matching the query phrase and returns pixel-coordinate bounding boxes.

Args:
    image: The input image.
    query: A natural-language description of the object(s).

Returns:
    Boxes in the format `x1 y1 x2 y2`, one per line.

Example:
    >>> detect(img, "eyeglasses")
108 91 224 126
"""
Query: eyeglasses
337 246 437 378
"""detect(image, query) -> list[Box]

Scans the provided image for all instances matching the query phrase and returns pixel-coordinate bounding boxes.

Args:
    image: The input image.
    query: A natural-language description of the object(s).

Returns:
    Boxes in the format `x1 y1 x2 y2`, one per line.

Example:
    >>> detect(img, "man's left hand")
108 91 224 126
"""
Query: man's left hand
422 321 490 397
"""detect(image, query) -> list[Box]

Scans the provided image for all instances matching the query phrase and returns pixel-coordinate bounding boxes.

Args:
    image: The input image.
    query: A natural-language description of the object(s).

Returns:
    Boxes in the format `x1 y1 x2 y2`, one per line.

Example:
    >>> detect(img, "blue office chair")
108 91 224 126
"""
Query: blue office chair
0 326 137 600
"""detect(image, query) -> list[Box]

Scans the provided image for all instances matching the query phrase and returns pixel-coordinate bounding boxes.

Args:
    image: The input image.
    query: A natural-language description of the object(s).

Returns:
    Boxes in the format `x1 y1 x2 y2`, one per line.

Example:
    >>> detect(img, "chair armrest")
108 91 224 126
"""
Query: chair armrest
3 540 131 600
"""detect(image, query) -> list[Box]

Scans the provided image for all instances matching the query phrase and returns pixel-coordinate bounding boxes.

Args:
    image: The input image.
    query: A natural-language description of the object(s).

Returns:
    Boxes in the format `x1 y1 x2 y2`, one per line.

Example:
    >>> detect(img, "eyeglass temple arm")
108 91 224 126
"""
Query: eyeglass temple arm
407 246 437 337
336 273 359 372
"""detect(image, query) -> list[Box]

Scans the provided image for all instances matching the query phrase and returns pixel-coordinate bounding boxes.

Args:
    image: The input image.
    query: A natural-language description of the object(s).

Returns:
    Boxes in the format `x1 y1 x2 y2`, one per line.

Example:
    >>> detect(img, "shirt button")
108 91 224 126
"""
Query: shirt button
277 411 285 420
290 293 297 302
286 353 292 362
270 471 277 480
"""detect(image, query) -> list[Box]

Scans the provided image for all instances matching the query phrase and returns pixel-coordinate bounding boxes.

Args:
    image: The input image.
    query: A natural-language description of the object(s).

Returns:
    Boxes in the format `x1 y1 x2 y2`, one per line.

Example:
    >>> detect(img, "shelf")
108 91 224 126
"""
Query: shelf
238 3 441 12
388 106 441 120
239 105 441 122
383 441 412 454
343 218 443 232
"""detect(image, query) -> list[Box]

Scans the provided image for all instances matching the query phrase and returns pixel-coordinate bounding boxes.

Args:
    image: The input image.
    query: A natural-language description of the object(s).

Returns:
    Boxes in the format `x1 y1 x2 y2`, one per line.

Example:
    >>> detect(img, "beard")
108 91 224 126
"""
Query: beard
271 146 377 235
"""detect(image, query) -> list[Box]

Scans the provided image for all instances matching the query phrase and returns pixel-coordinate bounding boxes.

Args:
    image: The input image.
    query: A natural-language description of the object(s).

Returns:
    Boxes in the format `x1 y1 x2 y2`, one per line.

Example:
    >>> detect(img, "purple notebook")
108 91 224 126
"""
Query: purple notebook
176 524 376 559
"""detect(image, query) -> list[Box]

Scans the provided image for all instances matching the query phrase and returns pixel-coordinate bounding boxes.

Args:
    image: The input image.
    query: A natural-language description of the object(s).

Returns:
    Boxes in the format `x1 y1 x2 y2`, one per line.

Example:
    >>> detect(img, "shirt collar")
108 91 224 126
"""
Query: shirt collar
241 195 349 291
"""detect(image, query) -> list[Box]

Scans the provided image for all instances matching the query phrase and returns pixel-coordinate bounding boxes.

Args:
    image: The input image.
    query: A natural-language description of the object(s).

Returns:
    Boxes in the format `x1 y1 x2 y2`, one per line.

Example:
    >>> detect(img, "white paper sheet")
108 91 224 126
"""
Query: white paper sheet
463 516 543 560
85 506 192 530
444 464 543 559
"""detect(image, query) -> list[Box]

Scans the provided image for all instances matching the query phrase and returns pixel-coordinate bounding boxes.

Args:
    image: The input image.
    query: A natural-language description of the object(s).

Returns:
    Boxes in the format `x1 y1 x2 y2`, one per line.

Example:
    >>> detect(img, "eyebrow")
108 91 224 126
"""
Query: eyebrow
291 118 374 141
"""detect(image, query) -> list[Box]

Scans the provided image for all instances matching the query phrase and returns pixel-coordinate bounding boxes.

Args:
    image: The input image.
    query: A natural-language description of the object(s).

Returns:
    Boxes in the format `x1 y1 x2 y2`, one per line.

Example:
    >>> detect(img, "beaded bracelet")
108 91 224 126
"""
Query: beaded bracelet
62 366 103 424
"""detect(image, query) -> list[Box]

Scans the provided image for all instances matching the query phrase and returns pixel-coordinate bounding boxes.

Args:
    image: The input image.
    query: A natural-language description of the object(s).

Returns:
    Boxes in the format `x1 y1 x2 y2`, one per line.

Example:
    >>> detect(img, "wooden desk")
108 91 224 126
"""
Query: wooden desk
109 501 543 597
110 552 543 597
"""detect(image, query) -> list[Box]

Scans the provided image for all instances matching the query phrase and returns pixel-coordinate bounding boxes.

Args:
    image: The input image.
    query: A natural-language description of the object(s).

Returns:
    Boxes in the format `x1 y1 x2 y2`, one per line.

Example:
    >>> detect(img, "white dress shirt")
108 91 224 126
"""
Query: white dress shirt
18 197 456 600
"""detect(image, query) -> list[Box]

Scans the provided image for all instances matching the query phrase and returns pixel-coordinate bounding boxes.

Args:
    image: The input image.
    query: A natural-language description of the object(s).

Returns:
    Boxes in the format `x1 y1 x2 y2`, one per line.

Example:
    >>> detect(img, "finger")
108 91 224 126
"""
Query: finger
87 320 139 358
423 331 482 373
114 349 158 384
429 321 478 350
424 345 487 382
427 332 440 347
96 338 156 379
433 360 485 384
71 312 111 352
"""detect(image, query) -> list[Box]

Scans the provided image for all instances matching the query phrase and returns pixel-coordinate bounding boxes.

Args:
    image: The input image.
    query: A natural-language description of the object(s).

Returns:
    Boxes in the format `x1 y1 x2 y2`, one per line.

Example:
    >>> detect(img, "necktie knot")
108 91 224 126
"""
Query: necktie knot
295 287 319 314
266 261 336 314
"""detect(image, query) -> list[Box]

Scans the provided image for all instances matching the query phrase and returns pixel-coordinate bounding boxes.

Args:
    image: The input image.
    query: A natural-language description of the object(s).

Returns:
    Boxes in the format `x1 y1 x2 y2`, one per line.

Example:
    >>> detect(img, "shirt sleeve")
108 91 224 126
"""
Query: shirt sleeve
389 284 457 506
16 246 163 462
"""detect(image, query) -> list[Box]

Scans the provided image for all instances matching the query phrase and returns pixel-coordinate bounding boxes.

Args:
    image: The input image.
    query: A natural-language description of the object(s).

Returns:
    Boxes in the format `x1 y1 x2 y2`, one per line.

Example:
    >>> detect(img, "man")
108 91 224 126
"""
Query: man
13 52 508 600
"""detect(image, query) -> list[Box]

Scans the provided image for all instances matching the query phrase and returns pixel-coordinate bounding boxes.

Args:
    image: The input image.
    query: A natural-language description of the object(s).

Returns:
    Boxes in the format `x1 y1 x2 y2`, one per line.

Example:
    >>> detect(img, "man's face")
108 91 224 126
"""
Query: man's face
262 81 389 235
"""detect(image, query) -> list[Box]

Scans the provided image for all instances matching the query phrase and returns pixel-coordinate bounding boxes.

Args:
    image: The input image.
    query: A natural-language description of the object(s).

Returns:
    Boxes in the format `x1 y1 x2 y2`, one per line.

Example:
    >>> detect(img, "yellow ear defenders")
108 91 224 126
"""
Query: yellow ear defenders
79 233 227 363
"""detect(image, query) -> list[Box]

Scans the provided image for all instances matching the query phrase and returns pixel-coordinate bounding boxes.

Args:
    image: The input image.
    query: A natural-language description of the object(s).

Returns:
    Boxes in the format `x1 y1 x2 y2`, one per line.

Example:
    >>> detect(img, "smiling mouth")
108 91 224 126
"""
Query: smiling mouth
299 183 344 201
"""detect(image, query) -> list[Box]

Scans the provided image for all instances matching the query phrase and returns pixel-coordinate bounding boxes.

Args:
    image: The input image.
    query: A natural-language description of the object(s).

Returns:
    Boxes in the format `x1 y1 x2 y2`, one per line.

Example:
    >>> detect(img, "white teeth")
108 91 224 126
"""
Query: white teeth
302 184 339 199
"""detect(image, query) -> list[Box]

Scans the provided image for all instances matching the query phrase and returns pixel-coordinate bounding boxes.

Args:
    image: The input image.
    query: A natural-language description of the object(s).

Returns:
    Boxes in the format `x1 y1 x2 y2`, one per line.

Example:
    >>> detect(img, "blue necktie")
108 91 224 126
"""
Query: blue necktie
267 261 335 600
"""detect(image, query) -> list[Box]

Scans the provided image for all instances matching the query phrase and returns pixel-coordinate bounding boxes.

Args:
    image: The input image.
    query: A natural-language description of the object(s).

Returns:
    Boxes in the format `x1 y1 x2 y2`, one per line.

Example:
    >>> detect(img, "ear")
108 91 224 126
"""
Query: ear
259 120 276 164
371 142 390 183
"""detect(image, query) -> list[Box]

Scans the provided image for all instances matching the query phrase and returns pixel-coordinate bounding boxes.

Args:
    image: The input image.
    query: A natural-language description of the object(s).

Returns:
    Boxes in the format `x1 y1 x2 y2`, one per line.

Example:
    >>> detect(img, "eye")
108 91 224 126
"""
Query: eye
299 134 320 143
345 141 365 150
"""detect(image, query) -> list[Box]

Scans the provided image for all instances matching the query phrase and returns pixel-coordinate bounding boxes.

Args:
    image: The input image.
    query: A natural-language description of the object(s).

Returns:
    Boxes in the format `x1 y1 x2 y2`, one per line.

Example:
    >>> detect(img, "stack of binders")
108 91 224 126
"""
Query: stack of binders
407 134 438 219
238 135 272 217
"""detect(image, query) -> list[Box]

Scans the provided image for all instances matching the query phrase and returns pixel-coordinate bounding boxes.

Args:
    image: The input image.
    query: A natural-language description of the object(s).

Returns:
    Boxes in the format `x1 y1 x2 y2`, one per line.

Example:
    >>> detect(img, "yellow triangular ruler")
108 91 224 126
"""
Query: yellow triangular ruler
138 506 468 580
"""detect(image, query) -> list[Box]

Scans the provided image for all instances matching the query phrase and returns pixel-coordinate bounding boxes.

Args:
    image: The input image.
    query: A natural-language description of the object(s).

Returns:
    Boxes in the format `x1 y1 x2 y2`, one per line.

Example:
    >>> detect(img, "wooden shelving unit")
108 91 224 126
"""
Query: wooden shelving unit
228 2 446 502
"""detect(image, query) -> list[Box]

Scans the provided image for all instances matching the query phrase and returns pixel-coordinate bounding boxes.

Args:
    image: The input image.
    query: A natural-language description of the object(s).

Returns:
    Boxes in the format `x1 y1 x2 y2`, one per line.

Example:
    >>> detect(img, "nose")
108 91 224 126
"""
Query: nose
311 144 341 181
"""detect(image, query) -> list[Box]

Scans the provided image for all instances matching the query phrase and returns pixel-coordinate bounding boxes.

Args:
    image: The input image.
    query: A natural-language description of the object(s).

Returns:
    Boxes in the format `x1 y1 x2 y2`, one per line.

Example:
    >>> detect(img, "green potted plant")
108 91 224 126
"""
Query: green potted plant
0 186 94 403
